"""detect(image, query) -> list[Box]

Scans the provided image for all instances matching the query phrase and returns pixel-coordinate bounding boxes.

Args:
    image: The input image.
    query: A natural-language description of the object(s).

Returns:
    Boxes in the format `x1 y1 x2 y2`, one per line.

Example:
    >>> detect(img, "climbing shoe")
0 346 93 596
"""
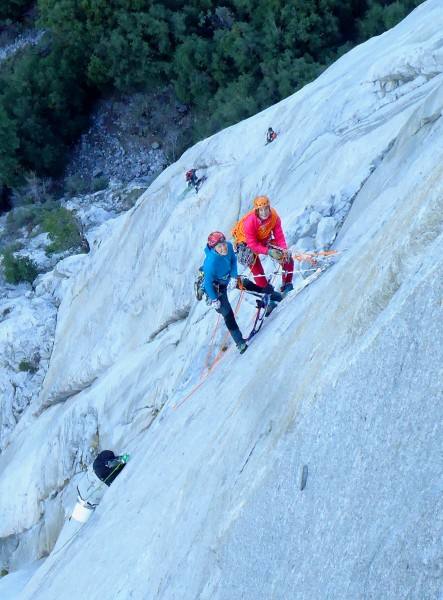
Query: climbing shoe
281 283 294 297
270 291 283 302
265 301 277 317
237 342 248 354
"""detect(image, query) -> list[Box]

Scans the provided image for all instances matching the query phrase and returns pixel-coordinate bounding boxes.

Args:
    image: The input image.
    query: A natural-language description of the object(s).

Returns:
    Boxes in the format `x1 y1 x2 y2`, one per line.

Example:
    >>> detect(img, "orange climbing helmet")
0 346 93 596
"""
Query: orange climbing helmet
253 195 270 210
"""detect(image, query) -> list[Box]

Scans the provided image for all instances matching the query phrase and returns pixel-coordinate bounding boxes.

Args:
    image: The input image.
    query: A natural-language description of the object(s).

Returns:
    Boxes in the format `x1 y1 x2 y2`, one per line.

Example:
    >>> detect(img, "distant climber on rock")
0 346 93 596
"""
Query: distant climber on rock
185 168 199 192
266 127 277 144
202 231 280 353
77 450 129 505
231 195 294 304
71 450 130 524
93 450 129 486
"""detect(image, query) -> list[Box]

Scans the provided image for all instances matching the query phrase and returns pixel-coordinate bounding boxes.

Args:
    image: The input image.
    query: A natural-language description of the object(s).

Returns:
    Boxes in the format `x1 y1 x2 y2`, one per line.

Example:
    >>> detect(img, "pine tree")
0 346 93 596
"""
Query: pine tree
0 105 20 188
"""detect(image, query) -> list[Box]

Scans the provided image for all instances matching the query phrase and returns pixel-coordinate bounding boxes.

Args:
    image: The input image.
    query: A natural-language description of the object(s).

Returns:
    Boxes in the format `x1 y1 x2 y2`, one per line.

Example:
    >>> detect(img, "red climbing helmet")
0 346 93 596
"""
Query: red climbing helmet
207 231 226 248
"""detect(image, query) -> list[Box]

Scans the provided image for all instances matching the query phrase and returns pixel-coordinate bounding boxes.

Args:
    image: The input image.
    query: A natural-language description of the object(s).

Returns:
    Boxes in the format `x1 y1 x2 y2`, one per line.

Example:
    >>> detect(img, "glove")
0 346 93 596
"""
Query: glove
227 276 238 291
268 248 283 261
211 299 221 310
120 453 130 464
106 458 124 469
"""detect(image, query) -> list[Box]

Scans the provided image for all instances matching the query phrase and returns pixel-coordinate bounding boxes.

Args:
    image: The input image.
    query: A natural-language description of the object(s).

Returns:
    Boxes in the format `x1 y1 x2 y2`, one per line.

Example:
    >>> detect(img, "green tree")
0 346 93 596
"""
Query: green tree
356 0 423 42
210 22 259 86
0 0 35 21
1 36 90 178
171 35 216 109
0 0 427 189
37 0 88 48
84 4 174 91
0 105 20 188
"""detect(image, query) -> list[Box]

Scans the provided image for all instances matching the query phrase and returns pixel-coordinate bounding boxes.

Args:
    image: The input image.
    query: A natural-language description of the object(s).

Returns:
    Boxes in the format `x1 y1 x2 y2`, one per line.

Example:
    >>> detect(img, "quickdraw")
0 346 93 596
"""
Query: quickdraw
194 267 205 301
235 242 256 267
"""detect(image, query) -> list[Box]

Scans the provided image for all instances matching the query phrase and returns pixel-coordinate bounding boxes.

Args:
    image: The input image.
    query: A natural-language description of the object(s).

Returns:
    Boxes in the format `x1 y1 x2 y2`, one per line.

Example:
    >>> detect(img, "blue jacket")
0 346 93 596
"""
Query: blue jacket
203 241 238 301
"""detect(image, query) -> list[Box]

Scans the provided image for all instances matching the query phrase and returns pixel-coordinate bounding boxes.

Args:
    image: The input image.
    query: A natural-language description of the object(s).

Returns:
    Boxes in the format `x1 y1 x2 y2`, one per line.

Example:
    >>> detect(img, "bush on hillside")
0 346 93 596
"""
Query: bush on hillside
356 0 421 42
1 247 39 284
4 198 60 236
92 177 109 192
18 355 40 373
64 175 91 197
42 206 84 255
10 172 55 208
5 204 45 234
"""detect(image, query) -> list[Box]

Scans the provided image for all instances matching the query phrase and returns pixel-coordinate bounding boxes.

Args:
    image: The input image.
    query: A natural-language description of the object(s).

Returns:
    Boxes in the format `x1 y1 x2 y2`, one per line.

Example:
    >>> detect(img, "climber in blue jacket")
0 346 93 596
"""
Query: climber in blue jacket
202 231 278 354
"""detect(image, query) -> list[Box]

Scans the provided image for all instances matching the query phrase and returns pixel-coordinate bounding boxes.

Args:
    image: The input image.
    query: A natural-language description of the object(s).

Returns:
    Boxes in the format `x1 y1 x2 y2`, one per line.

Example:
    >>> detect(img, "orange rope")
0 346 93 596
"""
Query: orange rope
173 291 245 411
207 337 232 374
290 249 339 265
204 291 244 373
173 377 207 411
174 252 336 411
199 313 221 380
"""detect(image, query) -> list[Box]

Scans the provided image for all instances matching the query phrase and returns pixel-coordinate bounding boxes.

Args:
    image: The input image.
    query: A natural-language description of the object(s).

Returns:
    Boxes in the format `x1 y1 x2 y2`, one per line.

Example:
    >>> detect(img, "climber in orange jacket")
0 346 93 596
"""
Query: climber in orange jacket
232 195 294 296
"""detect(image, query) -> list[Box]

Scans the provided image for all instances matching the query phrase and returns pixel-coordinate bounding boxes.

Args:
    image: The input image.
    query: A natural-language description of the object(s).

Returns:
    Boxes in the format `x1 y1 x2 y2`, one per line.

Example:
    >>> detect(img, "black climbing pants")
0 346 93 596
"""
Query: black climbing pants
215 278 272 345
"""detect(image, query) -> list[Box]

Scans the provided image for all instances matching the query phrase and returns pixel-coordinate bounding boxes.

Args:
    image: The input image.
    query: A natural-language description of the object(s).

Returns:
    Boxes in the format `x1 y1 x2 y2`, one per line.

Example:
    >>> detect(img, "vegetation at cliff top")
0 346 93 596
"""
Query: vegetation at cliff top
0 0 425 192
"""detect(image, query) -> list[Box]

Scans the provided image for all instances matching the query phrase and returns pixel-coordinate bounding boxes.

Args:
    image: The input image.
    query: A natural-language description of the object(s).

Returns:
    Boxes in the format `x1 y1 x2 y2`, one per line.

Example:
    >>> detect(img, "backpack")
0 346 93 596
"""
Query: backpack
186 169 194 181
93 450 125 487
231 210 254 246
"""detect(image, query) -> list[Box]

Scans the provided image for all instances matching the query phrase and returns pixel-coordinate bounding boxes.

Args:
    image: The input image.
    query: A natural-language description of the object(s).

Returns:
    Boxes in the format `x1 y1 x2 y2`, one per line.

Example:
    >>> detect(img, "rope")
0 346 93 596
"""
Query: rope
175 248 304 413
173 376 209 411
47 462 125 560
206 332 232 373
275 266 328 276
288 249 339 265
204 290 244 374
199 313 221 380
79 463 124 504
174 250 340 412
267 244 339 262
173 290 245 411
